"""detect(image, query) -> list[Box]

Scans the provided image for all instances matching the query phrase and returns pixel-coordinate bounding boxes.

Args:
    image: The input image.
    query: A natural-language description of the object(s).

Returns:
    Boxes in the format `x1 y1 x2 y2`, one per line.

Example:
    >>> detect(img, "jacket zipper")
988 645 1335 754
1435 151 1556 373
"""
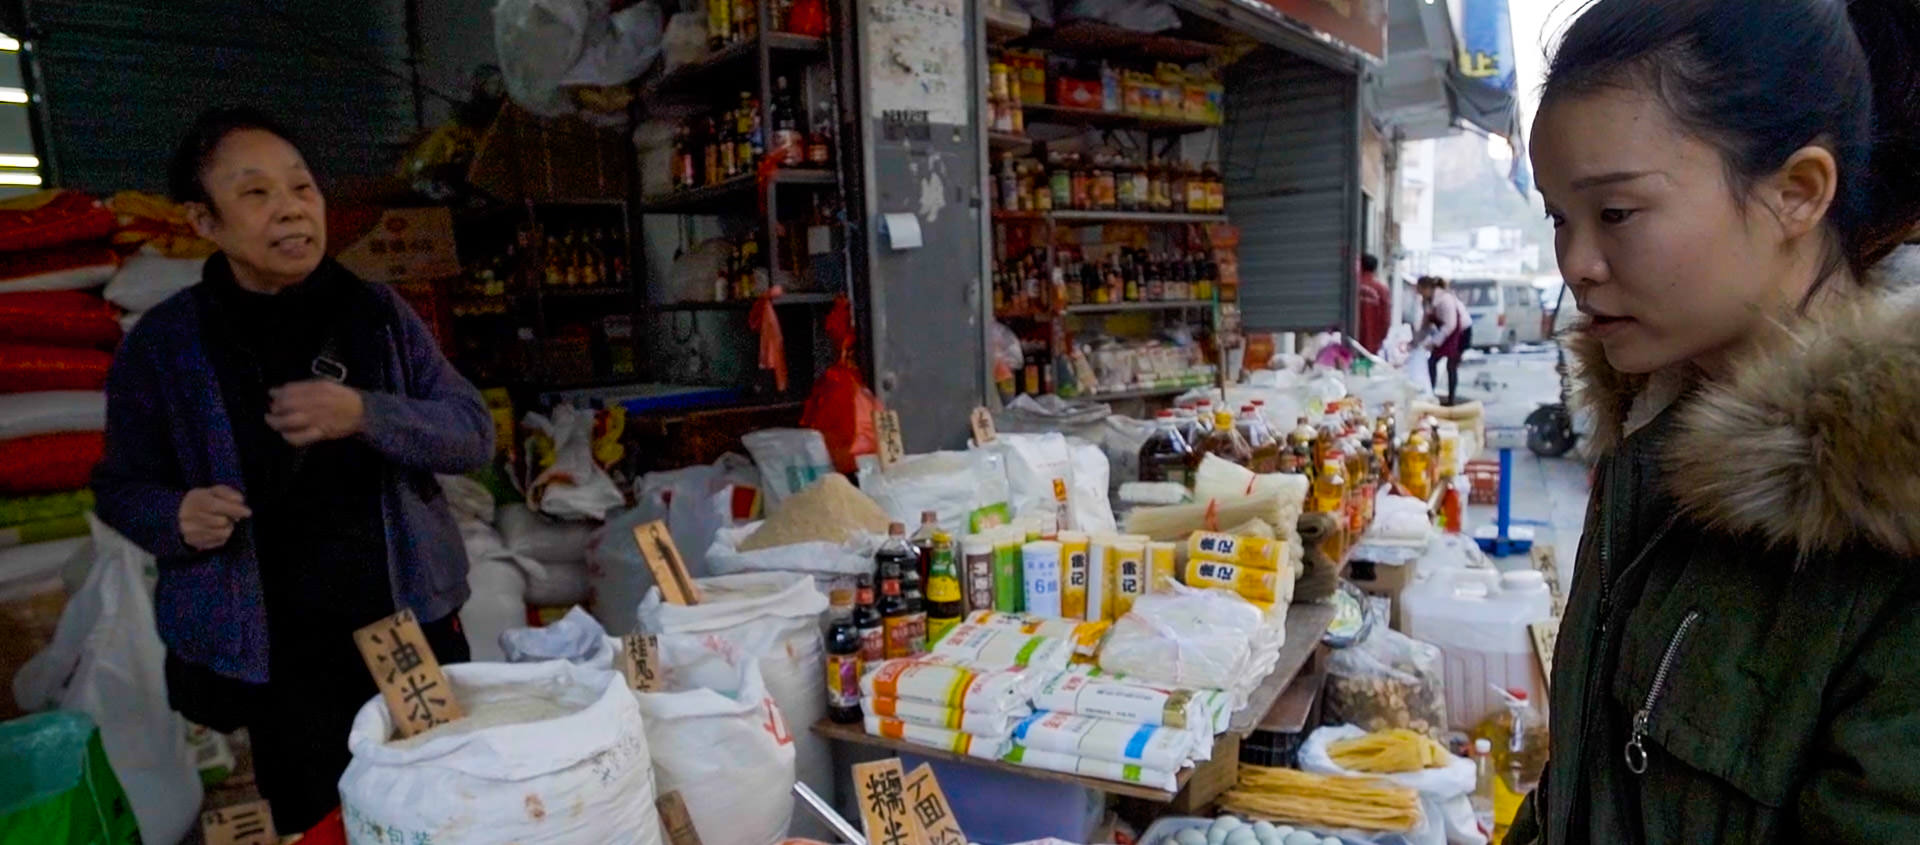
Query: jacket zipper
1624 609 1701 775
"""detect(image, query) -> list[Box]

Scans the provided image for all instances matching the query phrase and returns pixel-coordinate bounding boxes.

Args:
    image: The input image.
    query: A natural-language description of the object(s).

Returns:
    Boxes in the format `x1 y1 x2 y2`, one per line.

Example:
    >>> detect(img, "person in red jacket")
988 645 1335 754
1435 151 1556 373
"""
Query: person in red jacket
1356 253 1390 353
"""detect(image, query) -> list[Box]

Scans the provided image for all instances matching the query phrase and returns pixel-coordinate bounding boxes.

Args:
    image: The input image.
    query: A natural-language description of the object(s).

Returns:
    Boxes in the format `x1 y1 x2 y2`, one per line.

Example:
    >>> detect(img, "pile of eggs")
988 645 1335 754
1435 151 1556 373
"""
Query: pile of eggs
1169 815 1341 845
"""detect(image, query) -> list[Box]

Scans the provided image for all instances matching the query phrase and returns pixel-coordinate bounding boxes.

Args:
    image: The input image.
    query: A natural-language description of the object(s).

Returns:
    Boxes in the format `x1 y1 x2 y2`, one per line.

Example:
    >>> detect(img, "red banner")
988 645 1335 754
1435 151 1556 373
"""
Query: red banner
1255 0 1387 62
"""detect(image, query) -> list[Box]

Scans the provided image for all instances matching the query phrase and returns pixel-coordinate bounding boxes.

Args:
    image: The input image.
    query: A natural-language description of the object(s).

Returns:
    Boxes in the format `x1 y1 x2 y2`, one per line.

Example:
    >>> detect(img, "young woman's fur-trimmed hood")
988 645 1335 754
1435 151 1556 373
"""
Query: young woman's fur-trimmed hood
1572 246 1920 558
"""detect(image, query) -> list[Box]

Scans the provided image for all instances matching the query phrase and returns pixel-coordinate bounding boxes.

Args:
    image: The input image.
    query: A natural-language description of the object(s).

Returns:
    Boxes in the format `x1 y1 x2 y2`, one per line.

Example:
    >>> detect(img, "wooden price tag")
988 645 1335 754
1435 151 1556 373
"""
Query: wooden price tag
904 764 966 845
969 407 997 446
353 608 463 738
1530 618 1560 692
200 800 276 845
633 520 703 605
853 758 927 845
874 410 905 466
656 791 704 845
618 633 664 691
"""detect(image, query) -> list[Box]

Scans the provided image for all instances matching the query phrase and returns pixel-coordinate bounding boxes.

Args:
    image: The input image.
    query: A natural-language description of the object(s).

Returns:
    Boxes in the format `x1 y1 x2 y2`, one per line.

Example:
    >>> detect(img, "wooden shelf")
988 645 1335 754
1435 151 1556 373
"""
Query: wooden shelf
1067 299 1213 314
994 209 1227 225
1259 645 1330 734
1015 20 1222 64
536 286 634 299
653 292 839 311
639 169 837 215
988 132 1035 152
1228 601 1339 736
813 720 1197 802
1021 102 1219 134
639 33 827 103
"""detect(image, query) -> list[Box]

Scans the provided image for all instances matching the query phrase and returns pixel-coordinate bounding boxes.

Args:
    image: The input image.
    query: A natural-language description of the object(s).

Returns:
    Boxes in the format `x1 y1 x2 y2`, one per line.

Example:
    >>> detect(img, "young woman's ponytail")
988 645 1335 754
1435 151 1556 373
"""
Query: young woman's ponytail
1847 0 1920 268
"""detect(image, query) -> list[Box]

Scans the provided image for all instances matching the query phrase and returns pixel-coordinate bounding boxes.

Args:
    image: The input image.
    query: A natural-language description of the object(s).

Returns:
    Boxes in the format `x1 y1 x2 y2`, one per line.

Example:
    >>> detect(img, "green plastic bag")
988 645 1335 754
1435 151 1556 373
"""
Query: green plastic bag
0 711 141 844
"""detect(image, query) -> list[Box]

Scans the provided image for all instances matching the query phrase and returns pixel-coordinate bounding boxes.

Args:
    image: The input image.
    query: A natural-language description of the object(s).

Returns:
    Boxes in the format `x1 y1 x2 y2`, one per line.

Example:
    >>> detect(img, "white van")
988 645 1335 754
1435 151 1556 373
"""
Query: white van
1451 278 1544 349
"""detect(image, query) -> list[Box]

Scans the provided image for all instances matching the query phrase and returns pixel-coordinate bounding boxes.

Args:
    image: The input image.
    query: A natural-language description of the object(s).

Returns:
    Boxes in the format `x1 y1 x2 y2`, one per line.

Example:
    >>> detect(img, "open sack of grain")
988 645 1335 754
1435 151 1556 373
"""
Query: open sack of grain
707 474 888 582
339 661 662 845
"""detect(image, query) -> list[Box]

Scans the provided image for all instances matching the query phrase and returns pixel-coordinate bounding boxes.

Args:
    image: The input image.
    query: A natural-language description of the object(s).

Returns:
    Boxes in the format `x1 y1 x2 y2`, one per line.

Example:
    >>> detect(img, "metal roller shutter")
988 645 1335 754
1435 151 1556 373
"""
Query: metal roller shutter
1221 46 1359 333
22 0 418 195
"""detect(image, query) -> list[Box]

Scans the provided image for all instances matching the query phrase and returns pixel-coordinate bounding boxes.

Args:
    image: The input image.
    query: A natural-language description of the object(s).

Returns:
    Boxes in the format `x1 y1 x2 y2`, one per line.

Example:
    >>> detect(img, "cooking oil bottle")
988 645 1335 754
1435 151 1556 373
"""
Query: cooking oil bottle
1476 688 1548 842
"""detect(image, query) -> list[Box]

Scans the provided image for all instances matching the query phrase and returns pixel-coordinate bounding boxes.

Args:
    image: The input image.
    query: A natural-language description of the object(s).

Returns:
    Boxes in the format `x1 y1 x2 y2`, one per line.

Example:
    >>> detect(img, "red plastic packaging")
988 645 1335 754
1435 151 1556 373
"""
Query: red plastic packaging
0 191 116 253
0 343 112 392
0 291 122 348
801 296 881 473
0 431 105 494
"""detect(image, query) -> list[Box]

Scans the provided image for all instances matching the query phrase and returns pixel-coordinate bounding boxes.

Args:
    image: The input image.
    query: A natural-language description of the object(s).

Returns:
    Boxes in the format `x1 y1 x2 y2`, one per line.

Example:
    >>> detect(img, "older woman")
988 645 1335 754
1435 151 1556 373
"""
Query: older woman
92 106 493 832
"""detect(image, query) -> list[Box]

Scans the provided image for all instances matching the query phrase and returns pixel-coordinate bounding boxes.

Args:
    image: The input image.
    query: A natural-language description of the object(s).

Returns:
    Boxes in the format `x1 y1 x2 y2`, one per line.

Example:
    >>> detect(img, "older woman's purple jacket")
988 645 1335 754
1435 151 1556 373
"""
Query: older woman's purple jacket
91 259 492 683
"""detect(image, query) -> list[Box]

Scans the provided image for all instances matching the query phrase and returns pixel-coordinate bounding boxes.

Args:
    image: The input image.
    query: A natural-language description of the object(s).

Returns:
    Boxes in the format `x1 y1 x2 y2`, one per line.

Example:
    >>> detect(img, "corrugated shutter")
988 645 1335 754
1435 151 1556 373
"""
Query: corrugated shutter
23 1 418 195
1222 47 1358 333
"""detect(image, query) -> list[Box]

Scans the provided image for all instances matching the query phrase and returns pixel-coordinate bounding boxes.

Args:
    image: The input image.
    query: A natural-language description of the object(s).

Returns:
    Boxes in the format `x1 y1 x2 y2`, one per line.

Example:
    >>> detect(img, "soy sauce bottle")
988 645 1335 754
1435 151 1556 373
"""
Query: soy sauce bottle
854 575 885 664
825 588 864 724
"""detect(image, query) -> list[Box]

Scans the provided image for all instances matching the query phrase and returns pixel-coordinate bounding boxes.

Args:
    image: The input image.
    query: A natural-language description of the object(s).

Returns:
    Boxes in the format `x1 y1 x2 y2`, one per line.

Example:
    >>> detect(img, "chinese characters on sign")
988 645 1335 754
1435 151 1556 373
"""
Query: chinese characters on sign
969 406 997 445
854 759 921 845
875 410 905 465
201 800 276 845
618 633 664 691
353 608 464 737
904 764 966 845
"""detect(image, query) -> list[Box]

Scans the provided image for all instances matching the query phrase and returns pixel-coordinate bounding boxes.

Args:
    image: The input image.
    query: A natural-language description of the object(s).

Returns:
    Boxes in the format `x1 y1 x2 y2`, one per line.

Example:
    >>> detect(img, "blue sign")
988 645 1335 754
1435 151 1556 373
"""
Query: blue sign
1456 0 1517 95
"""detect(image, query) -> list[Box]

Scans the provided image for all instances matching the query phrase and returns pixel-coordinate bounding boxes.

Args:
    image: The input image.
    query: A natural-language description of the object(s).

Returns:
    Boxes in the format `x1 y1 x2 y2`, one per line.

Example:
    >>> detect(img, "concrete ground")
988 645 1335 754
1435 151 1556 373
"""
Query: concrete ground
1448 346 1592 594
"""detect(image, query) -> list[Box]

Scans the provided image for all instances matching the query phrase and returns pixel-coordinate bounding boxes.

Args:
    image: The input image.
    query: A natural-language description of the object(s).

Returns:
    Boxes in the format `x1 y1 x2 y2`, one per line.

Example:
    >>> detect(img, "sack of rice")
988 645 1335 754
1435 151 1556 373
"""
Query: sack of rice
339 661 661 845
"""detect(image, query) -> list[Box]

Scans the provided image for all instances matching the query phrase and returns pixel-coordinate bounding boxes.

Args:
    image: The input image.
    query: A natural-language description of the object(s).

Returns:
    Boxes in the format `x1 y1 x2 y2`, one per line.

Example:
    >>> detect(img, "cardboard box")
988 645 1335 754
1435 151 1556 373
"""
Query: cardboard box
329 206 460 284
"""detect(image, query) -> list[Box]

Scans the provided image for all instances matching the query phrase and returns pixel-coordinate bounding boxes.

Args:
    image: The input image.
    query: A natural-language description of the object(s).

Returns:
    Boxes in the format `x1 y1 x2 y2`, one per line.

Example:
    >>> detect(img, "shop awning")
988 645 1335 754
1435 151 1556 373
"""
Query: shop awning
1369 0 1529 192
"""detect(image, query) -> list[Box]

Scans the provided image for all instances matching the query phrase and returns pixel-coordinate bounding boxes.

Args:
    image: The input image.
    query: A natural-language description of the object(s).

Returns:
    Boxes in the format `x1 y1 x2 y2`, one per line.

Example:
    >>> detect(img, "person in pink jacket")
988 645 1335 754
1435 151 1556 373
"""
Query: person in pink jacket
1416 276 1472 404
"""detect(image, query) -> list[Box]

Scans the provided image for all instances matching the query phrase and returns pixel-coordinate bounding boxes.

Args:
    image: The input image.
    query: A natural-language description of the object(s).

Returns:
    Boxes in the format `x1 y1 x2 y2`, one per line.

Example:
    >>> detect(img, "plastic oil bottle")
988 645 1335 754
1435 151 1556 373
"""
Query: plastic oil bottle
1478 688 1547 841
1139 409 1196 487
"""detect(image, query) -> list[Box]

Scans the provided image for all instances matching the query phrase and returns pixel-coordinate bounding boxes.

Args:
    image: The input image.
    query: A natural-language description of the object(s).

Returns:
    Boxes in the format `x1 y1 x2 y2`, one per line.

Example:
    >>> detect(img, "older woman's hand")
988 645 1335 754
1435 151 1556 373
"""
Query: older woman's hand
267 380 367 447
180 485 251 550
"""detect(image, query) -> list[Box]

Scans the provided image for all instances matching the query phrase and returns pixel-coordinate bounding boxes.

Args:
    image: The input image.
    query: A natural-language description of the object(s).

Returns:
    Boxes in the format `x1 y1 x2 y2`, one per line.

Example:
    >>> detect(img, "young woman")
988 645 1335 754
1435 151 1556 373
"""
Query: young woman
1511 0 1920 841
1415 276 1471 404
92 107 493 832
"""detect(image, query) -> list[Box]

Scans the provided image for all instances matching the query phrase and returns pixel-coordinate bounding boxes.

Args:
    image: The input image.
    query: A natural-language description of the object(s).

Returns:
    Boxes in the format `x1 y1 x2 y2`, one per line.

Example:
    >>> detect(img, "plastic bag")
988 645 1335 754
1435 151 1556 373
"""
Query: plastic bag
0 392 104 441
339 661 662 845
1099 414 1156 493
636 647 795 845
494 0 663 118
638 572 828 841
1299 725 1482 845
994 394 1111 442
12 516 201 845
741 428 835 511
800 358 880 475
705 522 879 588
101 253 204 314
987 432 1074 529
0 433 104 495
0 345 110 394
521 406 625 521
0 291 120 349
1097 583 1268 693
461 555 529 663
1325 625 1450 741
0 711 142 843
1067 439 1117 535
858 450 1010 535
497 504 594 568
658 11 708 73
500 606 615 665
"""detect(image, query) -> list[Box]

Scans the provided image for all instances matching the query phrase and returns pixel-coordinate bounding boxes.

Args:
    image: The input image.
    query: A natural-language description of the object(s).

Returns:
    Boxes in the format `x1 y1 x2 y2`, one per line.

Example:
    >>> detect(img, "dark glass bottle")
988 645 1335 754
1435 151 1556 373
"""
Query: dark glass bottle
825 588 863 723
853 575 885 664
